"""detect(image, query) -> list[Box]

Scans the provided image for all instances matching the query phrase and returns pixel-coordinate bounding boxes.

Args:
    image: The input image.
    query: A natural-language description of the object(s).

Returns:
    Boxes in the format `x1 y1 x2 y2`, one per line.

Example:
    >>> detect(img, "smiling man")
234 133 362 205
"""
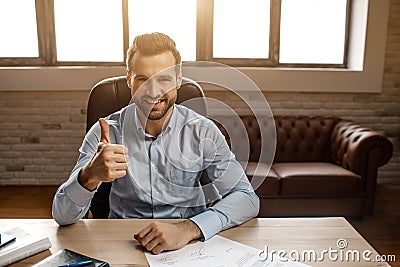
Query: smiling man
52 32 259 254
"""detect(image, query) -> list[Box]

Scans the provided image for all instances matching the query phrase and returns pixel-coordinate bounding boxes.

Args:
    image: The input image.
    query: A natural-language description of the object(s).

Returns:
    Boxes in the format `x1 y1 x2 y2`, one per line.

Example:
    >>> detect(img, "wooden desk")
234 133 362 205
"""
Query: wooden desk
0 218 390 267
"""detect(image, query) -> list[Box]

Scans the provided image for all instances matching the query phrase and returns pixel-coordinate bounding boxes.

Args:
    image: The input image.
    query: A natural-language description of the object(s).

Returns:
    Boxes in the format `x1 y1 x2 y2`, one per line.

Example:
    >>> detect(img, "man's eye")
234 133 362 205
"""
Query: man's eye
135 77 146 82
158 77 172 82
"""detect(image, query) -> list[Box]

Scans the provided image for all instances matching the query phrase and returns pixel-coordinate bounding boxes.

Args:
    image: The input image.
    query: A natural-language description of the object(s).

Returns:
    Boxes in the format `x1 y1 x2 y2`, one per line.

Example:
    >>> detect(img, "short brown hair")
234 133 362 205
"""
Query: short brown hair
126 32 182 74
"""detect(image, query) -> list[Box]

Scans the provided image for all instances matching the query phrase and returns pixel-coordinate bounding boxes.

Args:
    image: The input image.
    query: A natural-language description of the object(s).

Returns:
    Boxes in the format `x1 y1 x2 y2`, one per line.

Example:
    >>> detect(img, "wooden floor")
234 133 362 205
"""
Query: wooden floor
0 183 399 266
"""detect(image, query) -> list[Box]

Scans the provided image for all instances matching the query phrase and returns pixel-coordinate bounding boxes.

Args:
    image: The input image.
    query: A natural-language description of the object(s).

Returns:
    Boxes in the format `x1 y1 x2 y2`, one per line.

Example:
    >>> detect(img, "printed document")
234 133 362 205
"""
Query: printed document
145 235 310 267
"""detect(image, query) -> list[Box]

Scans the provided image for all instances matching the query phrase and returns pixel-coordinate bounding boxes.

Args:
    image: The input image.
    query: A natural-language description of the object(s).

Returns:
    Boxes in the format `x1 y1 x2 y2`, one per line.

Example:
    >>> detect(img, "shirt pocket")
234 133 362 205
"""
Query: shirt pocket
169 168 200 198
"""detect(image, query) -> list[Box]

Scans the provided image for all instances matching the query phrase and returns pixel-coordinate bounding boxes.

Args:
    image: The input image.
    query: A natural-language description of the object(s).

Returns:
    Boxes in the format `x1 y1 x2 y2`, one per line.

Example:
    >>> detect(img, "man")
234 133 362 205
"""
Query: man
52 32 259 254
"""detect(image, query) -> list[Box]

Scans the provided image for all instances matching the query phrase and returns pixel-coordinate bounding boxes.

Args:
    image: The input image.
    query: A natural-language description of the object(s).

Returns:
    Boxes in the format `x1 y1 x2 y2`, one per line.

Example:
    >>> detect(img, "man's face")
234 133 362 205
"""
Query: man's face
127 51 181 121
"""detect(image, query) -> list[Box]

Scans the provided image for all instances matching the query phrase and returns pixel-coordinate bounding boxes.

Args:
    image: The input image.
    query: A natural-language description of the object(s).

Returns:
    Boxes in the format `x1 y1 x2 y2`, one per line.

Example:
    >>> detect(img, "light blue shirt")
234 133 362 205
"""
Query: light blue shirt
52 104 259 240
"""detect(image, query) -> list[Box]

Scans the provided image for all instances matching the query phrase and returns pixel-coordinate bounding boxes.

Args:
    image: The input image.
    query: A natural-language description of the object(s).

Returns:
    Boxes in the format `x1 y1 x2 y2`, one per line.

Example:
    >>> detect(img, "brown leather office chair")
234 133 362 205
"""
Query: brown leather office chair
86 76 209 218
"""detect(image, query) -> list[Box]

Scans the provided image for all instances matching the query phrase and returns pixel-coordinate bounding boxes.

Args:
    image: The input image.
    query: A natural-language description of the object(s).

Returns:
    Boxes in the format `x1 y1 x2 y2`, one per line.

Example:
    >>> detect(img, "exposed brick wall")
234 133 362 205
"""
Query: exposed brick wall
0 92 88 185
0 1 398 185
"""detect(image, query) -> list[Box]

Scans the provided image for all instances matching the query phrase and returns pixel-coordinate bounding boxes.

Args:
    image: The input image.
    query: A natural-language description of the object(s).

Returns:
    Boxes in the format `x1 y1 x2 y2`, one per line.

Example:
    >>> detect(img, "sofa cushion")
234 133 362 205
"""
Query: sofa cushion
273 162 363 196
241 162 280 196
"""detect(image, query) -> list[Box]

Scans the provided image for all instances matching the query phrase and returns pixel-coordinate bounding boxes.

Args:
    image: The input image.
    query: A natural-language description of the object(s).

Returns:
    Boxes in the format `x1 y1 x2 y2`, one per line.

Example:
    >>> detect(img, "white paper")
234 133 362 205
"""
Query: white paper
145 235 310 267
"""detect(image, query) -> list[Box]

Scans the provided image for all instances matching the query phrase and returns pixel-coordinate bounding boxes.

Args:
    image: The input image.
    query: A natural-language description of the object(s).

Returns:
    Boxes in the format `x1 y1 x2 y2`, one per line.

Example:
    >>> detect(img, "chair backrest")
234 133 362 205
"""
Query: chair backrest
86 76 207 218
87 76 207 132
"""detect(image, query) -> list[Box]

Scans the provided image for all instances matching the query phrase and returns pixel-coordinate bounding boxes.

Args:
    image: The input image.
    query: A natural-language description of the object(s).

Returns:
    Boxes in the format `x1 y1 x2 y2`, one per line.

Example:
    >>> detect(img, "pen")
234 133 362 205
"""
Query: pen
58 260 93 267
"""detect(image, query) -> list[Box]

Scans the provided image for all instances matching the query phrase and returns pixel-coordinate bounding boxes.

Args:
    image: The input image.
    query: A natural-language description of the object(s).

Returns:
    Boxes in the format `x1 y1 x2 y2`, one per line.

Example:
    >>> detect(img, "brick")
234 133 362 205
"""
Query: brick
0 172 14 179
4 101 27 108
301 102 324 109
69 115 86 123
24 165 45 172
14 178 39 184
0 151 22 159
42 124 62 130
0 136 20 144
6 165 24 172
44 166 66 172
54 158 76 165
21 137 40 144
13 172 37 179
18 123 41 130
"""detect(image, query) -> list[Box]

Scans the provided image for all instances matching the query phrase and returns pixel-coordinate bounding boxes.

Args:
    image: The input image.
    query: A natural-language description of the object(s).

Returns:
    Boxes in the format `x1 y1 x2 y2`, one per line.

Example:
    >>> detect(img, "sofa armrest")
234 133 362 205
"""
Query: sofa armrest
331 120 393 176
331 120 393 215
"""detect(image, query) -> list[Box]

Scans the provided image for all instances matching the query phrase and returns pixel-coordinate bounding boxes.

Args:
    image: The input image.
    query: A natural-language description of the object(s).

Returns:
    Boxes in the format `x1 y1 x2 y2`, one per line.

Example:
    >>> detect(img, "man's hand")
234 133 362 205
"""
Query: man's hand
79 118 129 191
134 220 203 254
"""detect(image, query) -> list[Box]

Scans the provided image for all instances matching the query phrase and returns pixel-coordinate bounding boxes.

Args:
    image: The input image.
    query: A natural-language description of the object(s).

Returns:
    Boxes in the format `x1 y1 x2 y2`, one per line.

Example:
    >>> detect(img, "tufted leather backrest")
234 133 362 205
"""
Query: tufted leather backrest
212 115 276 163
274 116 338 162
213 115 338 163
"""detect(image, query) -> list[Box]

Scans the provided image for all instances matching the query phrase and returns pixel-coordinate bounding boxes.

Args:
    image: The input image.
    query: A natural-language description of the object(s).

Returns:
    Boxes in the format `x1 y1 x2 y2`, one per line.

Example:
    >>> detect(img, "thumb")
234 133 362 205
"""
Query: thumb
99 118 110 144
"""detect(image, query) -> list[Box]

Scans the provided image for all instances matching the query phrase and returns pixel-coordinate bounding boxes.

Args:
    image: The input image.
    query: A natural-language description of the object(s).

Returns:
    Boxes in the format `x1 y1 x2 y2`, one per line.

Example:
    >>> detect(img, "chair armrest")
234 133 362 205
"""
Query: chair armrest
331 120 393 177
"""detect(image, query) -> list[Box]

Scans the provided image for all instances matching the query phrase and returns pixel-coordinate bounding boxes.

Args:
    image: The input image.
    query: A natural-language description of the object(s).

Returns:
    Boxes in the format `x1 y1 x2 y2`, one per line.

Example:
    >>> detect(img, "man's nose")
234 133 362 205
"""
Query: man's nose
145 80 163 98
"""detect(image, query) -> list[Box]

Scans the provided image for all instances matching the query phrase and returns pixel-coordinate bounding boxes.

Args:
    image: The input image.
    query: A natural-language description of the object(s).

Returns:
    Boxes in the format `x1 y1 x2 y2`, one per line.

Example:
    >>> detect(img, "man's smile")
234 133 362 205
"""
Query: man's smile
142 97 166 111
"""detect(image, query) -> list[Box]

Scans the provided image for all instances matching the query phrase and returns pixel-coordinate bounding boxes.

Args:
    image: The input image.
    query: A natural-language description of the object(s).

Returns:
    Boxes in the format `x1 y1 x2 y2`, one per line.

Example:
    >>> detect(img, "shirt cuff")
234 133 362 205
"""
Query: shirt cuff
63 171 96 207
189 209 223 241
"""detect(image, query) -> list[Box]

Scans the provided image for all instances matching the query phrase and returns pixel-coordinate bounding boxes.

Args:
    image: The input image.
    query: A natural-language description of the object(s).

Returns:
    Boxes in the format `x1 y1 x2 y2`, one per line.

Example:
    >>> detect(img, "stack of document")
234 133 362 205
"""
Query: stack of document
145 235 310 267
0 227 52 267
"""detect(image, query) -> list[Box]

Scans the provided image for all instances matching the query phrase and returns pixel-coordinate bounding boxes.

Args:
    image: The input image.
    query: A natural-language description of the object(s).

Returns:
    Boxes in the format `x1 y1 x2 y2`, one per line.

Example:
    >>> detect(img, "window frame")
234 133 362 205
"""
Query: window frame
1 0 352 68
198 0 351 68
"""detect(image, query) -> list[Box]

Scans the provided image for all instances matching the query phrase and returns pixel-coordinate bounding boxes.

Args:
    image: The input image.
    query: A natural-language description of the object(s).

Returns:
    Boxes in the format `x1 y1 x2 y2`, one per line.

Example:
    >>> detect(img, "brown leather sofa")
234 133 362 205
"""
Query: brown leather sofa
86 76 393 218
215 115 393 217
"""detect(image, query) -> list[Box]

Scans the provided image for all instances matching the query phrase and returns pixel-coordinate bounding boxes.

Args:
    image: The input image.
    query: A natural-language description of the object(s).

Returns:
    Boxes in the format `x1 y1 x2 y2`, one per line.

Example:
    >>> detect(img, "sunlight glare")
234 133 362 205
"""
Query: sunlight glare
0 0 38 57
128 0 196 62
54 0 123 62
213 0 270 59
280 0 347 64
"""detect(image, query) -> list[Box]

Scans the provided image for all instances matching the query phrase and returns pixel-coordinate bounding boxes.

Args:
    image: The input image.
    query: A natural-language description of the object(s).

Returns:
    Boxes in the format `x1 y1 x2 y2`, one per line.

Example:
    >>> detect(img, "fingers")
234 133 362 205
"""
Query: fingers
101 145 128 158
135 229 165 254
140 230 161 251
134 222 172 254
93 143 129 182
134 221 201 254
99 118 110 144
101 153 128 181
135 223 154 241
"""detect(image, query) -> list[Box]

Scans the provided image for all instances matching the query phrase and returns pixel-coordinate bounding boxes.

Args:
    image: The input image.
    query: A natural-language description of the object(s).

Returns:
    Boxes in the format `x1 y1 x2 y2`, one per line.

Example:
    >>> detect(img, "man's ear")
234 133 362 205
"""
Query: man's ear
126 72 131 88
176 71 183 89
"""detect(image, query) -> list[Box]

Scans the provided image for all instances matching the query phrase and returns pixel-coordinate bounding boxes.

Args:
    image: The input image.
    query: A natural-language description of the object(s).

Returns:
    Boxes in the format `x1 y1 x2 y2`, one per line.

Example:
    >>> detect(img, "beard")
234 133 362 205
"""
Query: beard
135 92 177 120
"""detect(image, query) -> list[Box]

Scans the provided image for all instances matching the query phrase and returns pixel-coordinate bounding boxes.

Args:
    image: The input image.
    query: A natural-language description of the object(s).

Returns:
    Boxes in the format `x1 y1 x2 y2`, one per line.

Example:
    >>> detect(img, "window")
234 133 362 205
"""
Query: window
279 0 348 64
54 0 124 62
128 0 197 61
0 0 38 58
0 0 351 68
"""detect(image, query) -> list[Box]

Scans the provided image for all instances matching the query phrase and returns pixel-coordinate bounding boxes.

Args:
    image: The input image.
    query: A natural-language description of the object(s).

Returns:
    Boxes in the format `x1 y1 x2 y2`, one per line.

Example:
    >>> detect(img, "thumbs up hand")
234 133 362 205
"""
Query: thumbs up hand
78 118 129 191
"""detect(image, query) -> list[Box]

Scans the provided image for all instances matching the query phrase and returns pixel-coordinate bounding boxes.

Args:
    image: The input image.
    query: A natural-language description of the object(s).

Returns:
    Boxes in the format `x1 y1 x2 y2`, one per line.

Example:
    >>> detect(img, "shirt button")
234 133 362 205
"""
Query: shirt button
155 191 160 195
154 166 158 170
153 141 158 145
85 196 90 200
